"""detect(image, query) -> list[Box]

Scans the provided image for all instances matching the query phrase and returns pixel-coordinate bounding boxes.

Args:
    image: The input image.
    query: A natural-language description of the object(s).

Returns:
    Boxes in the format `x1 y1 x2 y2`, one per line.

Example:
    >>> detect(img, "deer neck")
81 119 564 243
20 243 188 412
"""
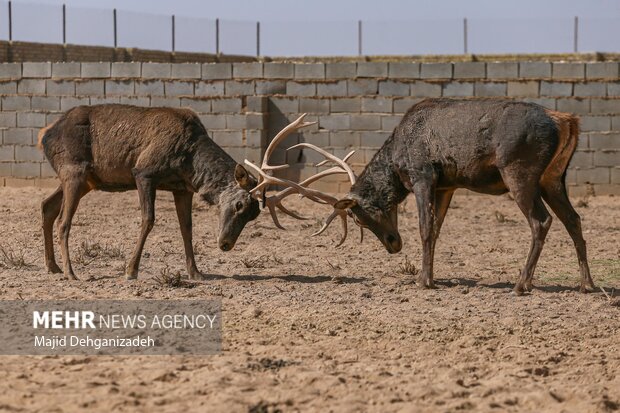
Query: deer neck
191 139 238 205
350 136 408 211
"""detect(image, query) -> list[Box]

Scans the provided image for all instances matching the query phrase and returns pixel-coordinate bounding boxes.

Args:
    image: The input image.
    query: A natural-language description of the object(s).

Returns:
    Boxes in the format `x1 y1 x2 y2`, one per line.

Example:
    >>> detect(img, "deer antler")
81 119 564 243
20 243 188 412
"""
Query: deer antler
243 113 358 246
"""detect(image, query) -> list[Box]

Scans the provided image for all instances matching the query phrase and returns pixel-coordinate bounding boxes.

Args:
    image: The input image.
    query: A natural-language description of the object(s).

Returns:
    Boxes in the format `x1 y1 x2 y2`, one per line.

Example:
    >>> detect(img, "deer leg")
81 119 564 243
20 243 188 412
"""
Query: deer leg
434 189 455 236
57 179 88 281
413 179 438 289
41 186 63 273
541 180 594 293
173 190 203 280
125 175 156 280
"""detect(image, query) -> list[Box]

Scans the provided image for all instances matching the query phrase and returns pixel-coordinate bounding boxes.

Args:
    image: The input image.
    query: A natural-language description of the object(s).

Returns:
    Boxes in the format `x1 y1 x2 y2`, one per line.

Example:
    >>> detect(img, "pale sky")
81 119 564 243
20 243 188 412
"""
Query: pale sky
1 0 619 56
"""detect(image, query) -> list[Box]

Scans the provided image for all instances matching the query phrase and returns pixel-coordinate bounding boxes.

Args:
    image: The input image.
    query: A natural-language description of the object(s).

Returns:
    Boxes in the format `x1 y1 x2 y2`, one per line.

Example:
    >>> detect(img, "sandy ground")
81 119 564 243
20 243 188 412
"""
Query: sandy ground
0 186 618 413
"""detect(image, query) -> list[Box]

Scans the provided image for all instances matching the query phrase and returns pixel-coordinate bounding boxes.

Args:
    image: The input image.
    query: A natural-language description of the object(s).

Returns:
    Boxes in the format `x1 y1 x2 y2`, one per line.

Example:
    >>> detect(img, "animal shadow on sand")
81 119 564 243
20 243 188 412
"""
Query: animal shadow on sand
434 277 619 296
232 274 366 284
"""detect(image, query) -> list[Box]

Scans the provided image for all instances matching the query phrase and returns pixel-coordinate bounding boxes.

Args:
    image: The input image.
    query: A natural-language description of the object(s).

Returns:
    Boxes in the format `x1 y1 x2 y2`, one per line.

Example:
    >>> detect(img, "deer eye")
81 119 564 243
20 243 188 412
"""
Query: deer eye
235 201 244 212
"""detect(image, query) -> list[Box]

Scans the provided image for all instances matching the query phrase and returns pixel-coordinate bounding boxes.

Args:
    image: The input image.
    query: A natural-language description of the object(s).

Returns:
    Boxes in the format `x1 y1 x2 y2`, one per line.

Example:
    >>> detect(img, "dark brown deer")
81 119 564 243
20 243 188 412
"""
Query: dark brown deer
39 105 350 281
328 98 595 295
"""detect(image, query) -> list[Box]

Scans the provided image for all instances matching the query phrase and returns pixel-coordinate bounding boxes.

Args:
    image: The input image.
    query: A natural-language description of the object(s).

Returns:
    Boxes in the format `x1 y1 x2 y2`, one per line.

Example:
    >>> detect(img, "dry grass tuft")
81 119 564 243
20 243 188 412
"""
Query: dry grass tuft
398 255 418 276
0 244 31 269
153 266 193 288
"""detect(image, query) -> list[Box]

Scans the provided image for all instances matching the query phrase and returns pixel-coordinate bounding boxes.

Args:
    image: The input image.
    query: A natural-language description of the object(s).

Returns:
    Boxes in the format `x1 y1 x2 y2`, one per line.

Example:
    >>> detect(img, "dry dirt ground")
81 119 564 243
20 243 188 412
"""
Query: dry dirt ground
0 186 618 413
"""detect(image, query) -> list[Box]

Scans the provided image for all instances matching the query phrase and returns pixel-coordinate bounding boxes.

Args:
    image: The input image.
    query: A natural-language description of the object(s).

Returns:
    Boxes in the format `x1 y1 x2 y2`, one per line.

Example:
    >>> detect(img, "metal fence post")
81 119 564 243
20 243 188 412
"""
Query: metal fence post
62 4 66 44
463 18 468 54
215 18 220 54
358 20 362 56
574 16 578 53
113 8 117 47
256 21 260 56
8 1 12 41
171 14 175 52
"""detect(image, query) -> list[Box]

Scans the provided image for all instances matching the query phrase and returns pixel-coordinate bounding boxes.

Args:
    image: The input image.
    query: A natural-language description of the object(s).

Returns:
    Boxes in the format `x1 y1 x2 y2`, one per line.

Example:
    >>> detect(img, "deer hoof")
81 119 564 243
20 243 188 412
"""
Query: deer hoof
512 285 526 296
524 281 534 292
65 273 79 281
125 272 138 281
189 271 207 281
48 263 62 274
579 283 594 294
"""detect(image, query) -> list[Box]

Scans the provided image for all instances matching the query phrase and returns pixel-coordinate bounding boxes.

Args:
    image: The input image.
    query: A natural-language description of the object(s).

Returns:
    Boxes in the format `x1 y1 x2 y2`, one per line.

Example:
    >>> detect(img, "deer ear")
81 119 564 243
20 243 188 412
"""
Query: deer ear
234 164 251 190
334 198 357 210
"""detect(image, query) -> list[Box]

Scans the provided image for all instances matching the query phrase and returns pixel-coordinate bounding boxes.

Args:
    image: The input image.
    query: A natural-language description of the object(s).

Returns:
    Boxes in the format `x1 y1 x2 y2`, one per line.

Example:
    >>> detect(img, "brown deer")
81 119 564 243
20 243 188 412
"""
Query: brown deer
327 98 595 295
39 105 351 281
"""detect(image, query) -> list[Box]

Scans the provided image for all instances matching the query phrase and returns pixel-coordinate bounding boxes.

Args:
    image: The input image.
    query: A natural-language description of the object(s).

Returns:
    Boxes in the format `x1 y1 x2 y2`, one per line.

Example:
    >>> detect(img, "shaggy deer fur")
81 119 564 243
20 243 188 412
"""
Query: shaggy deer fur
39 104 259 280
335 98 594 295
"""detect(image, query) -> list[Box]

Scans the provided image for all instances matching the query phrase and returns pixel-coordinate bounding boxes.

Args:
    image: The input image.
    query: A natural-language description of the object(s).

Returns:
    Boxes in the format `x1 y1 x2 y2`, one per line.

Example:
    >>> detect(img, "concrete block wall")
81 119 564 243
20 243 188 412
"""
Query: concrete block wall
0 60 619 194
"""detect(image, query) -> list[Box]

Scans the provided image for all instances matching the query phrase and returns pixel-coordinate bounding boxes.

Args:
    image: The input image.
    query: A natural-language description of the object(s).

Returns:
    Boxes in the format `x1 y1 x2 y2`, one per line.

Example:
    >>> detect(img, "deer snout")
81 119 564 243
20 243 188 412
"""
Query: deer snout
218 240 235 251
384 233 402 254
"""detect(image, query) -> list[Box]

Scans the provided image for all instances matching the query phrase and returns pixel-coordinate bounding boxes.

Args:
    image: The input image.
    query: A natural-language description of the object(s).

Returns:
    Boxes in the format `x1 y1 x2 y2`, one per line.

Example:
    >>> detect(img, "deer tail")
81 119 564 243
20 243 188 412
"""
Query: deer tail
36 119 59 150
541 109 580 185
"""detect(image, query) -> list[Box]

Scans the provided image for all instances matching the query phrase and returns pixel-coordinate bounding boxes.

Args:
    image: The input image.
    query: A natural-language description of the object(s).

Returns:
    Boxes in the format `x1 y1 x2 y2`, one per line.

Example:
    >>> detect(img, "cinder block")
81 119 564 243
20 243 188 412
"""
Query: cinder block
22 62 51 78
522 97 556 109
540 81 572 97
46 80 75 96
379 80 410 96
245 113 266 129
165 81 194 96
475 82 507 97
212 130 243 146
225 114 246 129
211 98 242 113
263 63 294 79
286 81 316 96
2 96 31 110
81 62 111 78
611 167 620 184
586 62 619 80
329 131 360 147
12 162 41 178
52 63 80 78
60 97 89 111
232 63 263 79
486 62 518 79
90 96 120 105
590 99 619 114
573 82 607 97
45 113 63 124
556 98 590 114
105 80 135 96
18 112 47 128
589 133 620 149
393 97 423 113
347 79 378 96
135 81 164 96
111 62 141 78
607 83 620 97
198 114 225 129
326 63 356 79
553 63 585 80
171 63 201 79
3 128 31 144
388 62 420 79
255 80 286 95
507 81 539 97
330 97 361 113
76 80 105 96
142 63 171 79
577 133 589 150
420 63 452 79
295 64 325 80
0 81 17 94
361 131 391 147
0 63 21 79
575 167 609 183
17 79 46 95
40 162 56 178
202 63 232 80
319 114 350 130
442 82 474 97
299 98 330 114
580 116 611 132
410 81 441 97
568 150 593 168
350 114 381 130
299 131 329 147
246 96 267 112
269 97 298 113
361 97 393 113
31 96 60 111
195 81 225 96
519 62 551 78
0 145 14 161
151 97 180 107
381 115 402 131
15 145 43 162
246 130 267 148
181 98 211 113
612 116 620 131
357 62 388 78
453 62 485 79
317 81 347 97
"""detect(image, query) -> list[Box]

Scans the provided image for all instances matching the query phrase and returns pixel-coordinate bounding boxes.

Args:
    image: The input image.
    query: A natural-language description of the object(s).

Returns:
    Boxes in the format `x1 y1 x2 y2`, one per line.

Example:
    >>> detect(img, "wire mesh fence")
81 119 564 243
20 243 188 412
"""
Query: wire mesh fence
0 1 618 56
